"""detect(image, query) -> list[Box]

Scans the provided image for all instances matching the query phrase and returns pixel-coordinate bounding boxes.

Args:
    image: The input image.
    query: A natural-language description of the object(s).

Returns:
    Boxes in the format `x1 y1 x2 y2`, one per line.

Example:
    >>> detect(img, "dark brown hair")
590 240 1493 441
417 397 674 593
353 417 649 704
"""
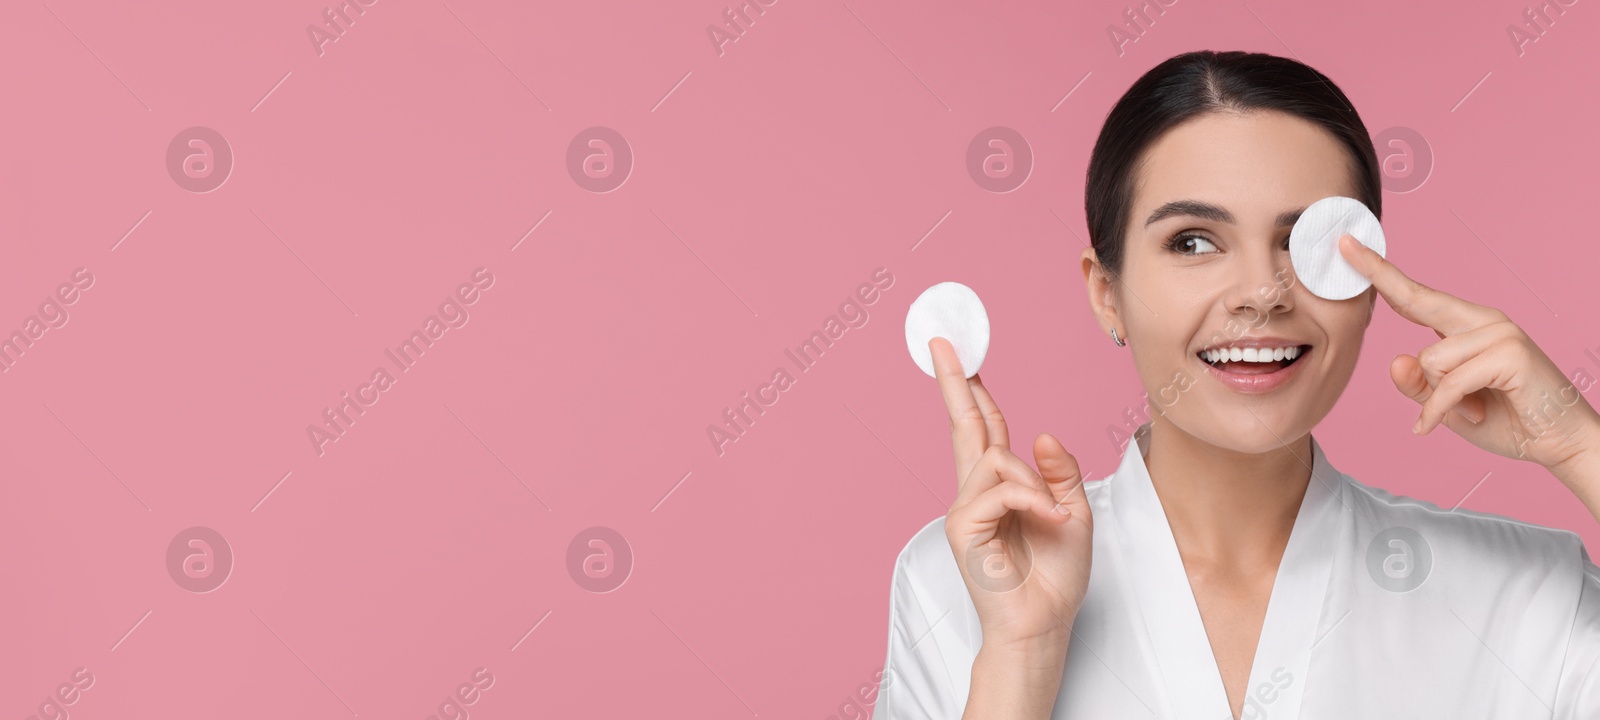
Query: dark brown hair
1084 50 1381 276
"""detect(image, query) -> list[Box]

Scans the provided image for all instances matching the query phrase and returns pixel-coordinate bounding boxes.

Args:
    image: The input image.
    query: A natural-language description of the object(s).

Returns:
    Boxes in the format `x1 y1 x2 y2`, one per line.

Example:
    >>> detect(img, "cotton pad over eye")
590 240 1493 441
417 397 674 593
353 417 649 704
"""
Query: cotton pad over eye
1289 196 1386 301
905 282 990 378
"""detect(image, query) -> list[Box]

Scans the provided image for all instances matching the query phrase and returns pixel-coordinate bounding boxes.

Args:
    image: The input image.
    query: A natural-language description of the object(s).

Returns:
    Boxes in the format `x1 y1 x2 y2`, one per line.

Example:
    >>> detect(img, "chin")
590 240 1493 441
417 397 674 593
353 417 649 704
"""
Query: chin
1164 408 1313 456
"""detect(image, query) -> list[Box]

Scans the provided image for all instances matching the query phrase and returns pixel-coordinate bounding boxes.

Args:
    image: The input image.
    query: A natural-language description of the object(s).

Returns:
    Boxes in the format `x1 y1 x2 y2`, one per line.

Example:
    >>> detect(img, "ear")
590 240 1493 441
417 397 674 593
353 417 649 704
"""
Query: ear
1081 247 1121 336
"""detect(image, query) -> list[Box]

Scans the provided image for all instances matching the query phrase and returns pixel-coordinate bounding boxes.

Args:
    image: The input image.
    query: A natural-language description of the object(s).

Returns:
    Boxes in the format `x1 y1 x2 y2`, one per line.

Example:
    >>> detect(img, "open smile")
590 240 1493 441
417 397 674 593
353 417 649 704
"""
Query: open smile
1194 339 1313 394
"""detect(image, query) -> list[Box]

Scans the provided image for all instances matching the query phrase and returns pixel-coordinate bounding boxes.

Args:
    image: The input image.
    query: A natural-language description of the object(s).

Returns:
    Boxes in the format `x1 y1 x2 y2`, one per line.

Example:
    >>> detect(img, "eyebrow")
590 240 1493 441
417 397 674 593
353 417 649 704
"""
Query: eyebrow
1143 199 1304 230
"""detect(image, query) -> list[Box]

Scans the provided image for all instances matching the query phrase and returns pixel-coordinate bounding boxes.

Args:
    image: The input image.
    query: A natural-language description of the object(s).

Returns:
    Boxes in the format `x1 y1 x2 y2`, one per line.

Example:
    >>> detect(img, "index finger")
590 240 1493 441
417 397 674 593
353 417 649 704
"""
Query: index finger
930 337 990 489
1338 234 1502 337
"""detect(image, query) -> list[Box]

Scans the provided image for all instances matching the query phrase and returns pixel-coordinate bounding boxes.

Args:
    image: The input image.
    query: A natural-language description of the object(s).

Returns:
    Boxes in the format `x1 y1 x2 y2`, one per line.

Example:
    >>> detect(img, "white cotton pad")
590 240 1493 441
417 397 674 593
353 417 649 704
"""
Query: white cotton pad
1289 196 1386 301
905 282 990 378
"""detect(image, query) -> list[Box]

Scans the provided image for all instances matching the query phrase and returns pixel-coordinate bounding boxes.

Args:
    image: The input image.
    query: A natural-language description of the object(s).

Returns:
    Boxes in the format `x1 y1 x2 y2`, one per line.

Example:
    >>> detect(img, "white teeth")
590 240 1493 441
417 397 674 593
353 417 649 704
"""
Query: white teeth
1202 345 1303 364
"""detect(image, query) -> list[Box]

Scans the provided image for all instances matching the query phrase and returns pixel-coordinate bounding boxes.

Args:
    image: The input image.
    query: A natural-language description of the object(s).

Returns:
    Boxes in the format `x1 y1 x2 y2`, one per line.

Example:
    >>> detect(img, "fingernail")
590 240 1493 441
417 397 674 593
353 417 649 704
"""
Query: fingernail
1412 418 1423 434
1053 503 1069 515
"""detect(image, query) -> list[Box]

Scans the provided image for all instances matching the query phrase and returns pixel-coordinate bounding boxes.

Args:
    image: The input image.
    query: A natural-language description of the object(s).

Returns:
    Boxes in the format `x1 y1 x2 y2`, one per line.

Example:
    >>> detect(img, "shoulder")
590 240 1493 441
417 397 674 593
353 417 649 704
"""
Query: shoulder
1341 472 1590 582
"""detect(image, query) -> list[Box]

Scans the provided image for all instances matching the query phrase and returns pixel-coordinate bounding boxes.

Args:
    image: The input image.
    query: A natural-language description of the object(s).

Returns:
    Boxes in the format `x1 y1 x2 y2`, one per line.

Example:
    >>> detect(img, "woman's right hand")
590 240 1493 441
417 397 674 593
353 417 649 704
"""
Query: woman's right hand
931 337 1094 656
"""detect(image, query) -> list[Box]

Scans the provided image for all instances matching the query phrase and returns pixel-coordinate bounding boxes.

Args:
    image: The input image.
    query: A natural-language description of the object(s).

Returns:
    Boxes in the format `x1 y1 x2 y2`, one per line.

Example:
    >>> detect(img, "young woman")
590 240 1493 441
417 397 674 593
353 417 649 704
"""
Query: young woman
873 50 1600 719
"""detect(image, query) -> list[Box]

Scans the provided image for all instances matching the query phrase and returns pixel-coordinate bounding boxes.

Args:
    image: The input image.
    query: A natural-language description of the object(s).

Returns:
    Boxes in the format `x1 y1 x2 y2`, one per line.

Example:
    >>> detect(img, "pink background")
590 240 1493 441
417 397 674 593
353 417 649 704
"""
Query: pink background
3 0 1598 717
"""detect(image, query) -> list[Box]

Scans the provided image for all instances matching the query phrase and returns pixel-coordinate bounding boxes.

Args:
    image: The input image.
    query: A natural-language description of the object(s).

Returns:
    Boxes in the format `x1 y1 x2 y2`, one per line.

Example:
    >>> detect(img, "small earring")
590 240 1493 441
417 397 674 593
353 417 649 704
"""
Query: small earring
1111 328 1126 347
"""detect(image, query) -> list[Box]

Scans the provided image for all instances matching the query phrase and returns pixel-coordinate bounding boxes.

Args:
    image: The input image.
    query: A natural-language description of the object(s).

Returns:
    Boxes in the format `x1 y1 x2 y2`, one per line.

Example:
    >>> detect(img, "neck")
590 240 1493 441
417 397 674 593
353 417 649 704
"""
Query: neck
1142 413 1312 571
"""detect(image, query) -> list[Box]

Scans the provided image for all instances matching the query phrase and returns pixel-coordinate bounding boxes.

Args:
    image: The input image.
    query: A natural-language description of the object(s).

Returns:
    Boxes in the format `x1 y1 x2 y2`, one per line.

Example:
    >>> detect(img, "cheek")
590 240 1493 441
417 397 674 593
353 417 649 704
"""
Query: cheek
1335 302 1373 339
1123 277 1214 340
1318 309 1371 371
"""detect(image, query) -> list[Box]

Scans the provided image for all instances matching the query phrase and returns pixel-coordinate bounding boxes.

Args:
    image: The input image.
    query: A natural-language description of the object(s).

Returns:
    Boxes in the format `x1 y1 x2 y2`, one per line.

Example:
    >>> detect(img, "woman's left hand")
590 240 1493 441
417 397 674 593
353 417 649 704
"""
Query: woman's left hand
1338 234 1600 474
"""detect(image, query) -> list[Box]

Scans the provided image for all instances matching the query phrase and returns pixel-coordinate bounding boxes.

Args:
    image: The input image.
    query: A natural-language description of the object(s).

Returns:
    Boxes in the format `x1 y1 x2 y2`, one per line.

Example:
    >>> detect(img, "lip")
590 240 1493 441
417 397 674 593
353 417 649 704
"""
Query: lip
1196 343 1312 394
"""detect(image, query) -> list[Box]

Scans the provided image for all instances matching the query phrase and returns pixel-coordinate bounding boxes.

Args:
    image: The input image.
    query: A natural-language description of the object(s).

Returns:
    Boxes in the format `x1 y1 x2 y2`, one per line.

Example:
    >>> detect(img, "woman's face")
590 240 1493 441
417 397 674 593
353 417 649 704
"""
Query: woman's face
1084 110 1376 454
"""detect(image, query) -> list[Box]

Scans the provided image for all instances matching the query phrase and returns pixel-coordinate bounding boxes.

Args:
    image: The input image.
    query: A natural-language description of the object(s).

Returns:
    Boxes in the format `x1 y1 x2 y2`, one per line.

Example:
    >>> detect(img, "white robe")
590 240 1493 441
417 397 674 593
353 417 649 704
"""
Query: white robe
873 424 1600 719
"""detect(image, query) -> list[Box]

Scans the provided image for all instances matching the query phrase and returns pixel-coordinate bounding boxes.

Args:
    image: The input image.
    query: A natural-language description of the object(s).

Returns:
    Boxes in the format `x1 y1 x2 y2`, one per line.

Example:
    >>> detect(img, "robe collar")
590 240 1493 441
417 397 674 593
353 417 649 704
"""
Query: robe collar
1111 422 1350 720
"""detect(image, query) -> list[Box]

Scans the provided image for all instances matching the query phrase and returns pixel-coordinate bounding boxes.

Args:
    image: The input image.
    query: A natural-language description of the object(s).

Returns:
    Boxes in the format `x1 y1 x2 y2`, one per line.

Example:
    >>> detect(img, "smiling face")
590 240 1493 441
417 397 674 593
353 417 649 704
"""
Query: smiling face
1083 109 1376 454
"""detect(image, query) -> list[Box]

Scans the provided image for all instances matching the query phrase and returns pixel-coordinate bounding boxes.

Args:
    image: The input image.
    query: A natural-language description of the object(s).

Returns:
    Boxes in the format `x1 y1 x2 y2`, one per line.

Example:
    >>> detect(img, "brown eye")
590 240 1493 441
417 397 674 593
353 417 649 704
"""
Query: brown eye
1166 233 1218 255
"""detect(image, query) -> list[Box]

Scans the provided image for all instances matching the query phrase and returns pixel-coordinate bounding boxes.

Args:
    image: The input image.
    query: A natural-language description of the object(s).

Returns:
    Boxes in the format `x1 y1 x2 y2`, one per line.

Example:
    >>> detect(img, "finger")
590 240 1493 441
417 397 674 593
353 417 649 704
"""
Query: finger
1390 353 1431 406
1338 234 1504 337
1417 345 1515 435
1415 324 1516 420
1390 353 1484 425
1034 433 1085 510
1417 323 1511 377
952 477 1071 537
954 445 1049 508
931 337 987 489
969 374 1010 452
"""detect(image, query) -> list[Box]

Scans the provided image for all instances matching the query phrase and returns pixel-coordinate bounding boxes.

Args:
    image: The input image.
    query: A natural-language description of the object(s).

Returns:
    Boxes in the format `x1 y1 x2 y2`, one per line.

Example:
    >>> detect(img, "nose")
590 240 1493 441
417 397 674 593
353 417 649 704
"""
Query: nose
1225 241 1295 328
